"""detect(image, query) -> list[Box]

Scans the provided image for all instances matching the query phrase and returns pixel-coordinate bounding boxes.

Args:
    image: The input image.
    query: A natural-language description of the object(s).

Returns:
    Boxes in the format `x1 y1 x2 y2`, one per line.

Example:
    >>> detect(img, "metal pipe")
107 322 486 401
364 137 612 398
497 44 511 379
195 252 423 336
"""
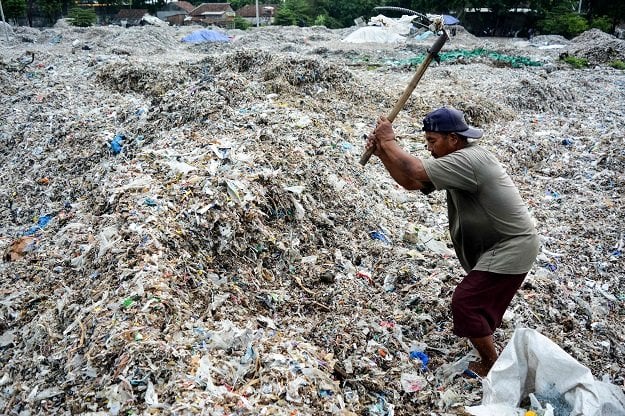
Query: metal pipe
0 0 10 42
255 0 259 27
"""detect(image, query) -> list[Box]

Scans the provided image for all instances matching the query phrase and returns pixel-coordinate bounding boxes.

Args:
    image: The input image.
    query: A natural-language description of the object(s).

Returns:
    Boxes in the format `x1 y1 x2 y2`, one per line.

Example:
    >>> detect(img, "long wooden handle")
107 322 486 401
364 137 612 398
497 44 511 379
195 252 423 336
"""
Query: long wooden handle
359 31 449 166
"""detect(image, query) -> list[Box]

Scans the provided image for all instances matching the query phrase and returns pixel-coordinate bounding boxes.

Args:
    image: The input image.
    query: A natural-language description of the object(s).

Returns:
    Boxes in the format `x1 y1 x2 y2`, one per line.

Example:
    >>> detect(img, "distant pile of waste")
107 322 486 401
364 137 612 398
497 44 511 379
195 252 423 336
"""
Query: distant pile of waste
567 28 625 64
182 28 231 43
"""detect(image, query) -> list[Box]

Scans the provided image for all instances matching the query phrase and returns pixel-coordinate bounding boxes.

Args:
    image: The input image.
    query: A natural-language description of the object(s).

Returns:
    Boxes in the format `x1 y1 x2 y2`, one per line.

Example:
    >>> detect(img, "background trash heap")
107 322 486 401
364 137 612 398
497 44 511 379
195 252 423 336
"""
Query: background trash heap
1 22 624 415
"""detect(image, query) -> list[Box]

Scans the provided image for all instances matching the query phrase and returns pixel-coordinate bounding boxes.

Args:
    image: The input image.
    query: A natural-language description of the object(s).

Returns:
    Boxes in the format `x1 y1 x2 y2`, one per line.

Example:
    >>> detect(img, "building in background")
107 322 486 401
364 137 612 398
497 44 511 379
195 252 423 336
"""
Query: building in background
112 8 148 27
462 7 538 37
236 3 279 26
187 3 235 28
157 1 195 26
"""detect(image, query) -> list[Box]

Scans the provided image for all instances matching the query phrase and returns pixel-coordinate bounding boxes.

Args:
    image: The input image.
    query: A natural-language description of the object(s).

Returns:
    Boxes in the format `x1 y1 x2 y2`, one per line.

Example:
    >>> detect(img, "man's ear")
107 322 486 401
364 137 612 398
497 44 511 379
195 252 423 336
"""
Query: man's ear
449 133 465 148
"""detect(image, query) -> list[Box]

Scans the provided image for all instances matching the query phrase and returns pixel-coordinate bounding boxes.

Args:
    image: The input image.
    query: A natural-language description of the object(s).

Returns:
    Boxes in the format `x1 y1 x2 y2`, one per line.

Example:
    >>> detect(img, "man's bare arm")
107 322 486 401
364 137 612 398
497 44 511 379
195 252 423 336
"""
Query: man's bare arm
377 140 431 190
366 116 432 191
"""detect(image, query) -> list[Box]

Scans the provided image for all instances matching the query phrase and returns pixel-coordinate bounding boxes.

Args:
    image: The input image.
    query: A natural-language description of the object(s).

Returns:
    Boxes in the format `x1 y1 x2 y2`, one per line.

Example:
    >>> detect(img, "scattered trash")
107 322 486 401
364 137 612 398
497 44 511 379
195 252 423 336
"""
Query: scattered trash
370 229 391 244
383 274 397 292
49 34 62 44
417 227 455 256
5 236 36 261
22 214 53 236
110 133 124 154
409 350 429 370
0 20 624 416
400 372 427 392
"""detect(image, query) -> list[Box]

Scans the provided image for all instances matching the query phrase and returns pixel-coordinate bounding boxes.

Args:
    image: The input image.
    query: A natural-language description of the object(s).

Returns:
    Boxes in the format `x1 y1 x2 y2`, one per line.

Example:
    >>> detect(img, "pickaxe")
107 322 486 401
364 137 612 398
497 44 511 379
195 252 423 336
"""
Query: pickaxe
359 20 449 166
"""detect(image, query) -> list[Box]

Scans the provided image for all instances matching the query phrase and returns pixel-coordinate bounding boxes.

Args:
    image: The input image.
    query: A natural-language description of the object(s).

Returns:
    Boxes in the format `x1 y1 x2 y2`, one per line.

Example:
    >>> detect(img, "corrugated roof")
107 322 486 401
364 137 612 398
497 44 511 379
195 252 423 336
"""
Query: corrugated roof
190 3 234 17
171 1 195 13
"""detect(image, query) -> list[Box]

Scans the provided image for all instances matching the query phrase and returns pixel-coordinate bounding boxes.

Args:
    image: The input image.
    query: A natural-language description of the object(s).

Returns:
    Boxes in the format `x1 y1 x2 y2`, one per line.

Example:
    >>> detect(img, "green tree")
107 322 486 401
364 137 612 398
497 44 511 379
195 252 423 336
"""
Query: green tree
586 0 625 25
37 0 62 24
589 15 611 32
234 0 625 32
274 6 297 25
274 0 312 26
530 0 625 32
325 0 381 28
465 0 533 34
230 0 254 10
26 0 35 25
402 0 461 14
540 9 588 37
233 14 251 29
4 0 27 22
129 0 167 16
68 6 96 26
313 13 341 28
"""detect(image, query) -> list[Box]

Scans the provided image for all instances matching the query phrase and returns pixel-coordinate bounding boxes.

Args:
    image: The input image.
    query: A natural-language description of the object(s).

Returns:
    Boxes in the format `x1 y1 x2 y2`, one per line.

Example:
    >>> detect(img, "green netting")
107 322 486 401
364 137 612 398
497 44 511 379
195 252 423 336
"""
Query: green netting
397 48 542 68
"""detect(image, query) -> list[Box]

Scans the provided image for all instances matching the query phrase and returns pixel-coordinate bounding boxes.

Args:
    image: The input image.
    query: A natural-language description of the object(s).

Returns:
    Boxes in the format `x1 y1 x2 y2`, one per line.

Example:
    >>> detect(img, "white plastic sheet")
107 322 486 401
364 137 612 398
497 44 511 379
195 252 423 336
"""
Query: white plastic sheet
341 26 405 44
467 328 625 416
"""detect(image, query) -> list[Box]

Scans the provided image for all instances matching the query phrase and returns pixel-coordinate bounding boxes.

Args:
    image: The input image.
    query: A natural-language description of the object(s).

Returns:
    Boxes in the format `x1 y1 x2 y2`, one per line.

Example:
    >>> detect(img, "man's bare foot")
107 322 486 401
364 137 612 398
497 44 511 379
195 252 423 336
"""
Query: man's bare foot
469 335 498 377
467 360 493 377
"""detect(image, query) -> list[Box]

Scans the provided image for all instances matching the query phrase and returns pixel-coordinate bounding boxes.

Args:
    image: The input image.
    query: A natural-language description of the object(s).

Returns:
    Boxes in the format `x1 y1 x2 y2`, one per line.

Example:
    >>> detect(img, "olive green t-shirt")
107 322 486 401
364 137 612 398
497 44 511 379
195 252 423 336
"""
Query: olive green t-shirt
422 143 539 274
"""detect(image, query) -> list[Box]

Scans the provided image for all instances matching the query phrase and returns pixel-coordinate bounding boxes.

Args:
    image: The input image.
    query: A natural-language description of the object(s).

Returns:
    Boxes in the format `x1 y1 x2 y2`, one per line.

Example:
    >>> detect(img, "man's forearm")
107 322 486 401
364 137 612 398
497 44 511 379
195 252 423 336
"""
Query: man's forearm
377 141 429 190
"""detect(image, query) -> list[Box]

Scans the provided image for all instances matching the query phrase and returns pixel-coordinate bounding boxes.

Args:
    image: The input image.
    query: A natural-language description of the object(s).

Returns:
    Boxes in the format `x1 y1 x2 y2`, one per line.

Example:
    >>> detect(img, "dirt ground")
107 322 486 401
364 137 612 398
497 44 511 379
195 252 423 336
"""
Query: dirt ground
1 21 624 415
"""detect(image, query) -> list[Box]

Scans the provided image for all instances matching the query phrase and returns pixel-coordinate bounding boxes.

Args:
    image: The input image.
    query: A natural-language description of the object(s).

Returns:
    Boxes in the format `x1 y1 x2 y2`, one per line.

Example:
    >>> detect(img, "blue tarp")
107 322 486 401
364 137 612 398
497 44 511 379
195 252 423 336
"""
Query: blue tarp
181 29 230 44
442 14 460 25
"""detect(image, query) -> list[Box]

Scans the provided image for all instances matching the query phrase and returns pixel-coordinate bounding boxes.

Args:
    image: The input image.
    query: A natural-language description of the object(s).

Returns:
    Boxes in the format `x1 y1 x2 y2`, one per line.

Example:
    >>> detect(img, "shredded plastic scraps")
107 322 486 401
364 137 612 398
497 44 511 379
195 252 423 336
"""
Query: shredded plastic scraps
1 21 624 416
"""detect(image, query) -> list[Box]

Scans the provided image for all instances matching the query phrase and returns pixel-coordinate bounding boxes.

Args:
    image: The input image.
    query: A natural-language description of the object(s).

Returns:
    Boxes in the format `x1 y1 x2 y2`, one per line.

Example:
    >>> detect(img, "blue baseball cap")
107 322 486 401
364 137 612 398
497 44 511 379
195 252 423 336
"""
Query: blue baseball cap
422 107 483 139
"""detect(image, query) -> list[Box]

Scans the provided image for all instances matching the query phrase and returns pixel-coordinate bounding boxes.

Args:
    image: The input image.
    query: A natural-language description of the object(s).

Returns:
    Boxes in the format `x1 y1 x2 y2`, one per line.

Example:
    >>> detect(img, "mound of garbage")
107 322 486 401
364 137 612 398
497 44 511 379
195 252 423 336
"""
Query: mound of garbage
1 21 624 415
567 28 625 64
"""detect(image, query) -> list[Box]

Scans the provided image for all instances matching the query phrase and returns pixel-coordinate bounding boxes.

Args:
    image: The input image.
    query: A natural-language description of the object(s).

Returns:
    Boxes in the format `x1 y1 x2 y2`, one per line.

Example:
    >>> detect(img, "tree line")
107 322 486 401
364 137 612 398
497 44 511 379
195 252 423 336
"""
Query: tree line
268 0 623 37
3 0 624 38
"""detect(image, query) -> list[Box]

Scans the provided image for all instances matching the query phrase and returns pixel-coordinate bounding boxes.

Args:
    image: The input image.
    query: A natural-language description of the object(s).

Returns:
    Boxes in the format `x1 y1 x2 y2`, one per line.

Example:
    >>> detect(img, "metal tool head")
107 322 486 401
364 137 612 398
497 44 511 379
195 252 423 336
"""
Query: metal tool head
429 16 446 34
373 6 431 30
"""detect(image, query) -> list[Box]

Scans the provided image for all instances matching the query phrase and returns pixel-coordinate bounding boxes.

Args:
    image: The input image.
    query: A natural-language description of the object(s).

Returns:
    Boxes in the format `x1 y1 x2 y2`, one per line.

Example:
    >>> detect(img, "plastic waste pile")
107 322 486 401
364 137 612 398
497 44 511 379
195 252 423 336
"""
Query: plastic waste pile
566 28 625 64
1 21 624 415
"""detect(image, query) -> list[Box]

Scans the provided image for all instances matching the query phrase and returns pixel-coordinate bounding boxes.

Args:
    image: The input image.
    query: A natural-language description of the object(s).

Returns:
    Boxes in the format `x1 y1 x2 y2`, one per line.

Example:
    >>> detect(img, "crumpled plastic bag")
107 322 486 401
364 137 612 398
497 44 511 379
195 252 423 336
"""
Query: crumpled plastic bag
467 328 625 416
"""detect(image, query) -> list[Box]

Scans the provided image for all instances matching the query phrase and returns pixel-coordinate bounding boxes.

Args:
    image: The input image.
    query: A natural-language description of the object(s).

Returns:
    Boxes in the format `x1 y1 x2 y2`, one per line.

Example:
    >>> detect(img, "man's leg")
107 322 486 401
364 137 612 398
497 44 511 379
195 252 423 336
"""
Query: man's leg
451 270 527 377
468 335 498 376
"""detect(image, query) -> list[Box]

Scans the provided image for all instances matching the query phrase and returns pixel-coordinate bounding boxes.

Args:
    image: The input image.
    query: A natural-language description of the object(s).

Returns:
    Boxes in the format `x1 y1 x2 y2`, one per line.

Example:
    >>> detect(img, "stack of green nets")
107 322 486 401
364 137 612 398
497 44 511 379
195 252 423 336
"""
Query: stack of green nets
398 48 542 68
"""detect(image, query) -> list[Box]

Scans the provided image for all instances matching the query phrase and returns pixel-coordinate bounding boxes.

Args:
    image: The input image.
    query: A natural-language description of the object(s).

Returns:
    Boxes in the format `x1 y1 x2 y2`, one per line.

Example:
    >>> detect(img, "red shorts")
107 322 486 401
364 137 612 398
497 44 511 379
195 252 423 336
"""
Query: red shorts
451 270 526 338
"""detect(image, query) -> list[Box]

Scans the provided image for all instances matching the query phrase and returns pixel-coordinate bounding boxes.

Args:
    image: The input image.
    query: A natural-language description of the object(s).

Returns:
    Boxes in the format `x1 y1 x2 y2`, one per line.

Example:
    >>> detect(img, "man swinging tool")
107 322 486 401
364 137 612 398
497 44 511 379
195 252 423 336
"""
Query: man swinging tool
365 108 539 377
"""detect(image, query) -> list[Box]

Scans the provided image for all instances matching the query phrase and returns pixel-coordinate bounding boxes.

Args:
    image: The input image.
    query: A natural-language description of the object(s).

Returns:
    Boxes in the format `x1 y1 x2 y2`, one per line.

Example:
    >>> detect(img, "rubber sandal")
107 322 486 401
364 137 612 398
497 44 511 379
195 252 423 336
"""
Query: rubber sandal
462 368 482 380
